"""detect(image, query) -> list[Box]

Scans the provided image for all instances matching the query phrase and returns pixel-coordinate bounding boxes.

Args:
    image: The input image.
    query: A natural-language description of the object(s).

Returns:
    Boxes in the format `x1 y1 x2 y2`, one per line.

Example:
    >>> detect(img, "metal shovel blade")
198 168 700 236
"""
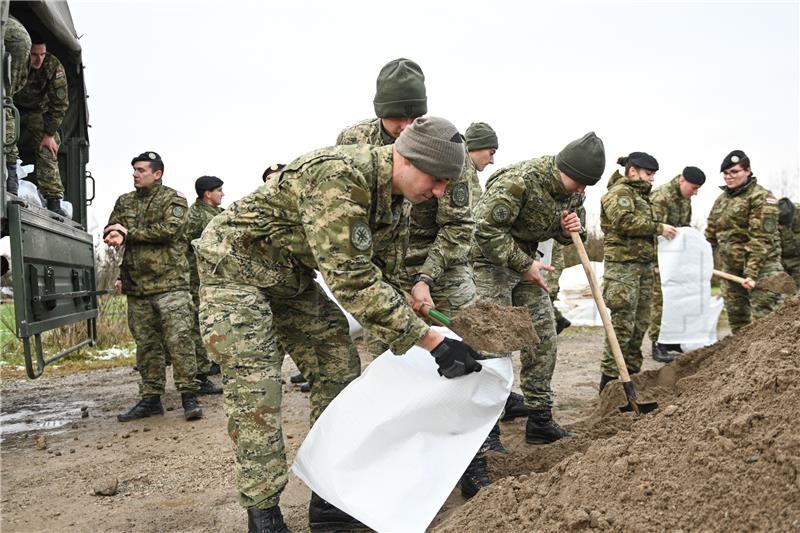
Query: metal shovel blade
618 381 659 415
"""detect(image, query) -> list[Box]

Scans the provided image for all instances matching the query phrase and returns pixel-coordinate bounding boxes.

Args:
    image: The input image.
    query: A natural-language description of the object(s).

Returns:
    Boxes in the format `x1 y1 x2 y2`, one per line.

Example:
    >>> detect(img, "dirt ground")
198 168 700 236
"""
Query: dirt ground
0 327 689 533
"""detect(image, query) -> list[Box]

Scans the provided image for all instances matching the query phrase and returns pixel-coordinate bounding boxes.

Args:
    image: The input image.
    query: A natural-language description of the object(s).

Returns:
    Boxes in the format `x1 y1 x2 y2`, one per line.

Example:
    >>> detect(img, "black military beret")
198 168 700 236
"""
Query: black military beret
618 151 659 171
262 163 286 182
195 175 224 197
720 150 749 172
131 151 162 166
682 166 706 185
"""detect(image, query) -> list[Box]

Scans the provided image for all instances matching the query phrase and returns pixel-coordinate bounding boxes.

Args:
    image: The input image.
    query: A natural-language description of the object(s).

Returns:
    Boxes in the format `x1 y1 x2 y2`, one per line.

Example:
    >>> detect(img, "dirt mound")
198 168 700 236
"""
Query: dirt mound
452 302 538 353
758 271 797 295
436 297 800 532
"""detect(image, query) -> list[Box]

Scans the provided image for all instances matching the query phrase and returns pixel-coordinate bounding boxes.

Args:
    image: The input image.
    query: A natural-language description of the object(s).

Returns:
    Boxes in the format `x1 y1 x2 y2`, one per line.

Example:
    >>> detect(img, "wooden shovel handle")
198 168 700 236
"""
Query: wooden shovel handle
712 269 746 284
570 232 632 383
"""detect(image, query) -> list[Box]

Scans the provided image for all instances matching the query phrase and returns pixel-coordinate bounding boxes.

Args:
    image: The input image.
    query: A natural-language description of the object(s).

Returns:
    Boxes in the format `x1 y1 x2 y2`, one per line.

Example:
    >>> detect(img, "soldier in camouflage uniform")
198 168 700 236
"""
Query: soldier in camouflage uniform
464 121 499 206
599 153 679 392
778 198 800 286
195 118 481 533
15 35 69 214
474 132 605 445
705 150 784 333
184 176 225 393
649 167 705 362
3 16 31 196
104 152 202 423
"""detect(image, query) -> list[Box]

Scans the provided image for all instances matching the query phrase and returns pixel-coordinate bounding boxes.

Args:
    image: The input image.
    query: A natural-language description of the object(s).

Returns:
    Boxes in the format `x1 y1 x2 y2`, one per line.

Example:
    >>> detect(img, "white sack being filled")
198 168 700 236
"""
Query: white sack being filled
292 328 513 533
553 262 605 326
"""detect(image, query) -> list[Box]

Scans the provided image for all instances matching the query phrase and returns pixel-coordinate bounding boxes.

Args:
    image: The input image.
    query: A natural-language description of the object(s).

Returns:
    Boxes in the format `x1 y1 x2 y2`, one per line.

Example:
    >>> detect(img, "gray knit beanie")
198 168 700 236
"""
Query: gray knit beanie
555 132 606 185
465 122 498 152
395 117 465 179
373 58 427 119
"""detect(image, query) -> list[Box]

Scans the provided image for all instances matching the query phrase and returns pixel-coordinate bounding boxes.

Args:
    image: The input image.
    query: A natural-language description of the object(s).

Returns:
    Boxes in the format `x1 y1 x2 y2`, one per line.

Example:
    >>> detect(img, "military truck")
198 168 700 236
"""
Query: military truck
1 0 99 378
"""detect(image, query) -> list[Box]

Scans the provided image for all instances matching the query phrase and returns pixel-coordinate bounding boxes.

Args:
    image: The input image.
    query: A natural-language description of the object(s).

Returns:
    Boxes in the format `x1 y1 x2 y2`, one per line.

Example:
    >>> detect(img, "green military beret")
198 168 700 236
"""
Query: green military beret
464 122 498 152
556 132 606 185
373 58 427 119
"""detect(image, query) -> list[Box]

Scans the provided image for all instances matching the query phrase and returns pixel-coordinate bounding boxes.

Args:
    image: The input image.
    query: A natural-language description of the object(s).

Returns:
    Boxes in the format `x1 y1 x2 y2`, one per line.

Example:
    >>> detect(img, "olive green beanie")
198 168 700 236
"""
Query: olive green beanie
373 58 427 119
465 122 498 152
555 131 606 185
395 117 465 179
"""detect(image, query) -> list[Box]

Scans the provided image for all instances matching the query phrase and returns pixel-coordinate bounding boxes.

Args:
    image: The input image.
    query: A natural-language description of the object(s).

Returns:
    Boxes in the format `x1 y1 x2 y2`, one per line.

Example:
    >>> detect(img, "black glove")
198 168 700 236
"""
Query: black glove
430 338 484 379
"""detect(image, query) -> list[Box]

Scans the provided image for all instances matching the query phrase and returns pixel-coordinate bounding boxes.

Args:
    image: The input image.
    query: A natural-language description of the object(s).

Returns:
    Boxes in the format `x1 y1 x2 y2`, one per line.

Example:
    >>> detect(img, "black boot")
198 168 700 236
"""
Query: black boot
487 423 508 455
181 392 203 421
5 163 19 195
525 409 574 444
45 196 67 216
196 373 223 395
555 316 572 335
598 373 616 393
666 343 684 353
500 391 530 421
247 506 291 533
460 455 492 499
117 395 164 422
651 342 675 363
208 361 221 375
309 492 367 531
299 382 311 393
290 372 307 384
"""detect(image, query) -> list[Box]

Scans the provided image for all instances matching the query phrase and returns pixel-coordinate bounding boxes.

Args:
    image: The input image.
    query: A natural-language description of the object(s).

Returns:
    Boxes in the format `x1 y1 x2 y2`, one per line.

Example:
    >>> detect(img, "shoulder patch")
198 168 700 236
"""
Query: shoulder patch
617 196 632 209
451 182 469 208
766 196 777 205
491 203 512 224
350 220 373 251
763 218 777 232
56 87 66 100
55 70 65 79
172 205 185 217
176 191 186 199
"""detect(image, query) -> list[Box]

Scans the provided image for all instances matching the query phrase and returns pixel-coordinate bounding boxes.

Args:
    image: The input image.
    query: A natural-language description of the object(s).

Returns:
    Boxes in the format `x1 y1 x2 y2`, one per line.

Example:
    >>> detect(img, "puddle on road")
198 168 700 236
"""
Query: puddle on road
0 400 94 441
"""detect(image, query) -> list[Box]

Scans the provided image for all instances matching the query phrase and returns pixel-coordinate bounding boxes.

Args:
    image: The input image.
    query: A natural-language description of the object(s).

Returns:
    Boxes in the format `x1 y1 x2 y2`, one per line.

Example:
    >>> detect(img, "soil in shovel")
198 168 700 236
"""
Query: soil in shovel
451 302 539 353
757 271 797 294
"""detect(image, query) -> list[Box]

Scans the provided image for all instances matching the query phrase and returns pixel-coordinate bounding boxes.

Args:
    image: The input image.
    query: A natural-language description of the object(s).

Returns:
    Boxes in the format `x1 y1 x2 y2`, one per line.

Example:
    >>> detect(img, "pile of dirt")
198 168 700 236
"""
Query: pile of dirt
437 297 800 532
451 302 539 353
758 271 797 295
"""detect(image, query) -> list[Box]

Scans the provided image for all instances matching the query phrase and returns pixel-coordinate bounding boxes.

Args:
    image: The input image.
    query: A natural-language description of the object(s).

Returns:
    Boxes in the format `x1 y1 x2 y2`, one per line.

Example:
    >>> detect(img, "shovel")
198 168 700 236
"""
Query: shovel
712 269 797 295
570 232 658 415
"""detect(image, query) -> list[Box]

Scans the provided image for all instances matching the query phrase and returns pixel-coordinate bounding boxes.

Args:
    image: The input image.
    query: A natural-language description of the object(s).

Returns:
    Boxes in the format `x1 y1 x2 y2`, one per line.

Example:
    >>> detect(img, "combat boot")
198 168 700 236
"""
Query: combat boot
308 492 367 531
651 342 675 363
665 343 684 353
460 455 492 499
208 361 221 376
525 409 575 444
555 316 572 335
196 373 223 395
598 373 616 393
247 506 291 533
500 391 530 421
487 423 508 455
181 392 203 421
290 372 306 384
117 395 164 422
45 197 67 216
5 163 19 195
299 382 310 393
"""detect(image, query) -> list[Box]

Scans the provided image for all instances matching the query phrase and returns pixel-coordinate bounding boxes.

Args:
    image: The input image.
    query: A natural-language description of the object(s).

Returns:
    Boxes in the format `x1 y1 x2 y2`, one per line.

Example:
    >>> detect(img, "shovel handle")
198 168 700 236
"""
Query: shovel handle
570 232 633 384
712 269 746 284
420 305 452 327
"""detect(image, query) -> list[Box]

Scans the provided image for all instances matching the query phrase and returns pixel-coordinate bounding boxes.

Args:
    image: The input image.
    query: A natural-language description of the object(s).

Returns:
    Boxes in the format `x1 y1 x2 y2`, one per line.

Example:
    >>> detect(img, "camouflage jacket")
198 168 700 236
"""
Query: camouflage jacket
15 53 69 135
705 177 781 278
185 199 223 291
651 176 691 227
464 155 483 210
194 144 429 354
337 118 475 281
780 202 800 261
601 171 662 263
473 155 584 273
108 181 191 296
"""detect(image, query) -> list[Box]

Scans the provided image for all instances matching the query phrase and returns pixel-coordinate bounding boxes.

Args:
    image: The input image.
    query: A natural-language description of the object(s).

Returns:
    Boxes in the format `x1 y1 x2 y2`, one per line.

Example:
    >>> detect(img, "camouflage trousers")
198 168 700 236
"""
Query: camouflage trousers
199 281 360 510
189 289 214 374
546 243 566 323
649 269 664 342
18 110 64 199
600 262 654 377
474 262 557 411
782 257 800 289
126 291 199 396
3 17 30 166
719 259 784 333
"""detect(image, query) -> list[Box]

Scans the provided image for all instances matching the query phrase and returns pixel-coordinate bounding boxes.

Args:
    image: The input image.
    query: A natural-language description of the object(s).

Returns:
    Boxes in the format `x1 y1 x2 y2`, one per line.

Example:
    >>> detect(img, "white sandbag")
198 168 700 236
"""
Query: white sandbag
537 238 554 266
17 179 44 208
657 228 722 347
554 262 605 326
292 328 513 533
314 272 363 339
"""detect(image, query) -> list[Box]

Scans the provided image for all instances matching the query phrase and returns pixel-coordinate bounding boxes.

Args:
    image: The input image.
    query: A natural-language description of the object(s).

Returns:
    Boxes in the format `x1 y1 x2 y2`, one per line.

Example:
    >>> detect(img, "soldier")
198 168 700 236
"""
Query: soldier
464 121 498 206
474 132 606 444
778 198 800 286
195 118 481 533
598 153 678 392
649 166 705 362
705 150 784 332
185 175 226 391
3 16 31 196
15 34 69 214
104 152 202 423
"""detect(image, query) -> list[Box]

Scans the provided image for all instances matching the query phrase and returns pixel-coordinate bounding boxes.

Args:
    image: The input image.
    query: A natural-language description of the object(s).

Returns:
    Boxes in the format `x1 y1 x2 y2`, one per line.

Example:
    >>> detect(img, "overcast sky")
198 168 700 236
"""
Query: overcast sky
69 0 799 233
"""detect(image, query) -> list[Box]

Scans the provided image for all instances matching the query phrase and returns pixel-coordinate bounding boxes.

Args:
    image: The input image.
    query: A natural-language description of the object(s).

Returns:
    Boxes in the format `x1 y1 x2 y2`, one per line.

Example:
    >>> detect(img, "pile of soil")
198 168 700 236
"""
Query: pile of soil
437 297 800 532
452 302 539 353
758 271 797 295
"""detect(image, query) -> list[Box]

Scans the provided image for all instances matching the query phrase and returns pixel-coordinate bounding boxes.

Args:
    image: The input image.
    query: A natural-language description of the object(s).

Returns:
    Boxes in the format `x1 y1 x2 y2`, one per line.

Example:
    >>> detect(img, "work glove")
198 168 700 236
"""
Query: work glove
430 338 484 379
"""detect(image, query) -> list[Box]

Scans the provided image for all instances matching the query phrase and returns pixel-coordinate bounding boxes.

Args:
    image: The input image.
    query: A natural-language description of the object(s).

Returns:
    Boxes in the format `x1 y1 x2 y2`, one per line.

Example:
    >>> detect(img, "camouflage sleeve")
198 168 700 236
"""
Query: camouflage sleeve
43 59 69 135
651 190 669 224
299 166 429 354
474 173 533 273
705 197 721 249
335 129 352 145
465 161 482 210
107 197 123 228
126 192 189 244
419 166 475 280
601 190 662 237
744 192 780 279
184 207 206 243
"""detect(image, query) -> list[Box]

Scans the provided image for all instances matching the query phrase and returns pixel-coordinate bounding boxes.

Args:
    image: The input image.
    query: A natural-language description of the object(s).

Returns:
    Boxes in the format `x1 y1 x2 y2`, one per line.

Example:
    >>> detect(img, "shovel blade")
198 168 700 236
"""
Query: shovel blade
619 400 659 415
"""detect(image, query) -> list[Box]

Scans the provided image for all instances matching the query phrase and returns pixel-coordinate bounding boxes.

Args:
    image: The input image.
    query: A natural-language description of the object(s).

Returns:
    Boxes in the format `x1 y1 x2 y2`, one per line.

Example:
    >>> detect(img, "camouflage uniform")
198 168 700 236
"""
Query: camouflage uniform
185 199 223 374
779 202 800 286
473 155 584 410
705 177 784 332
3 16 31 167
600 171 662 377
649 176 693 341
15 53 69 199
108 180 199 395
195 144 429 510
